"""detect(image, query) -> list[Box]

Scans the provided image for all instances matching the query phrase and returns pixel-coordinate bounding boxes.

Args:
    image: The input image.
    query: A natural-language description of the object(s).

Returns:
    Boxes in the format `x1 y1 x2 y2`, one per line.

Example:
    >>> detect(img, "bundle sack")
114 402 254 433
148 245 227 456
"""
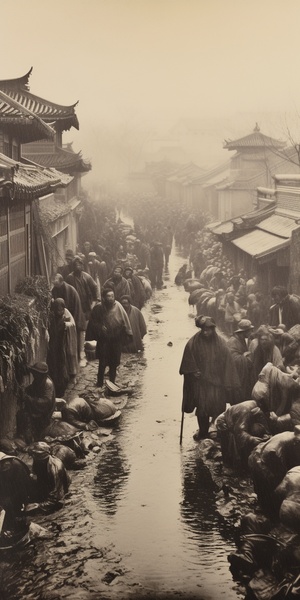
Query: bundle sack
88 398 117 422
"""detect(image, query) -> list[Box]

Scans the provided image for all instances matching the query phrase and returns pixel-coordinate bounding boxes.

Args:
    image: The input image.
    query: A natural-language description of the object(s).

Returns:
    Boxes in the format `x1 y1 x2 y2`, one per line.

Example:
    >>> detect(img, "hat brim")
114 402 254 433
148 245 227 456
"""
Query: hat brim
234 326 254 333
29 367 48 374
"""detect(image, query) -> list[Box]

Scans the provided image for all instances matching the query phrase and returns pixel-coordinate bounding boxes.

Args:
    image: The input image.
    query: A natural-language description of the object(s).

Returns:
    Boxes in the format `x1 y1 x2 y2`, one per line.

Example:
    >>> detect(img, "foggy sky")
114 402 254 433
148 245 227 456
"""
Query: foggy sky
3 0 300 178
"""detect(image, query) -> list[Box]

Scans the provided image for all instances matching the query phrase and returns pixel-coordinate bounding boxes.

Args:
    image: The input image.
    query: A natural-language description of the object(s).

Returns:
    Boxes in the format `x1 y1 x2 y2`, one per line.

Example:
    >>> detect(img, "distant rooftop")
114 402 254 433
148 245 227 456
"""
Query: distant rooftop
223 123 285 151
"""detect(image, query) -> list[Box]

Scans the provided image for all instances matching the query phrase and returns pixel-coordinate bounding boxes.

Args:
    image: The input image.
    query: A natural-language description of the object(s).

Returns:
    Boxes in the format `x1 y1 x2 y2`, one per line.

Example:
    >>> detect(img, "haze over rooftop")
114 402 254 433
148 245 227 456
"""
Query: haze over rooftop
3 0 300 178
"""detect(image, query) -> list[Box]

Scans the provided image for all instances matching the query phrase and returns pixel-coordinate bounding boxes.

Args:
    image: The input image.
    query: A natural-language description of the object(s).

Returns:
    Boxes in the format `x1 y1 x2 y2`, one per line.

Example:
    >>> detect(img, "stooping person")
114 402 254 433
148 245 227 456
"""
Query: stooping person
27 442 70 514
248 426 300 517
216 399 271 470
251 362 300 429
18 362 56 444
61 397 97 431
62 396 119 429
179 315 241 441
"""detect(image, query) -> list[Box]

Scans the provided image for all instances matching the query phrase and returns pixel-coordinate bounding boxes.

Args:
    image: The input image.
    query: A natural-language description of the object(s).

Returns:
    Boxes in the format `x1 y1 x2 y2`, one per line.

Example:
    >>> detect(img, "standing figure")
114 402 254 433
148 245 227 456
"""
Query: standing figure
227 319 255 400
161 226 173 269
224 292 242 335
123 265 146 309
150 242 164 290
87 289 132 388
179 316 241 441
103 266 131 301
52 274 86 359
47 298 78 397
57 249 75 280
66 255 99 358
120 295 147 352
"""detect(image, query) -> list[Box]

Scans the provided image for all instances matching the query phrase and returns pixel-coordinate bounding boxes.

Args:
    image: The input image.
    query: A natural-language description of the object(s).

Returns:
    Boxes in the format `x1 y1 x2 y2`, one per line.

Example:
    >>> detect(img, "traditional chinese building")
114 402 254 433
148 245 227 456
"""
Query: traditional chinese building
209 174 300 297
0 88 70 294
0 68 91 279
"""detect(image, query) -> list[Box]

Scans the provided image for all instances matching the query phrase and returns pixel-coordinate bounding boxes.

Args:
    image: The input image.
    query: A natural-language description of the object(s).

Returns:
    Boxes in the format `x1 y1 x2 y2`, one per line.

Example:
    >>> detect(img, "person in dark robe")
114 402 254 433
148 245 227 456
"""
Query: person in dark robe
66 255 99 358
0 452 31 544
149 242 164 289
57 249 75 280
179 315 241 441
66 256 99 321
47 298 78 397
250 326 284 381
227 319 255 399
120 295 147 352
123 265 146 309
52 274 86 360
103 266 131 302
87 289 132 388
269 286 300 330
18 362 56 444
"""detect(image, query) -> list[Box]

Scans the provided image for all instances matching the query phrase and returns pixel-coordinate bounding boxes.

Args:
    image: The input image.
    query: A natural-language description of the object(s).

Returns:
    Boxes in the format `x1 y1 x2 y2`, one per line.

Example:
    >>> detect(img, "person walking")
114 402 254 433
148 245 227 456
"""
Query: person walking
87 289 132 388
179 316 241 441
120 295 147 352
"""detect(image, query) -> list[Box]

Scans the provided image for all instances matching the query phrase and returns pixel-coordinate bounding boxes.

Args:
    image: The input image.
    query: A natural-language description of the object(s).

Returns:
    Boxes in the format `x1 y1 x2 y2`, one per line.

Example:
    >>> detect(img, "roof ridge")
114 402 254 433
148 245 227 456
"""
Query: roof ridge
0 89 55 138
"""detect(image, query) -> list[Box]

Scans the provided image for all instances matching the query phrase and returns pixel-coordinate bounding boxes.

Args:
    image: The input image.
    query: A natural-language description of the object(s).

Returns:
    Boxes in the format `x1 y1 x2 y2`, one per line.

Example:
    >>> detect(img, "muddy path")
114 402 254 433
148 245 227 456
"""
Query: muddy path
0 251 246 600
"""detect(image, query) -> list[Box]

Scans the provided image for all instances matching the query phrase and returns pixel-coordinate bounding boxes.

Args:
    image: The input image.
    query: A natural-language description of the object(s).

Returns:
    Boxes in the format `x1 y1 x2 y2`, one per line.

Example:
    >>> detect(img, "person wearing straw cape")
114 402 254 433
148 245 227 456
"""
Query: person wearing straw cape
179 315 241 442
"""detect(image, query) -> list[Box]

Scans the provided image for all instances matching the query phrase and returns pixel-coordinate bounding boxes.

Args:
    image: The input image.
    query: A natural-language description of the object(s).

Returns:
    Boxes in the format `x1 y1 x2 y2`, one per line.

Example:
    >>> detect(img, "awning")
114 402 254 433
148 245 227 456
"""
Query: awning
256 214 300 238
232 229 290 259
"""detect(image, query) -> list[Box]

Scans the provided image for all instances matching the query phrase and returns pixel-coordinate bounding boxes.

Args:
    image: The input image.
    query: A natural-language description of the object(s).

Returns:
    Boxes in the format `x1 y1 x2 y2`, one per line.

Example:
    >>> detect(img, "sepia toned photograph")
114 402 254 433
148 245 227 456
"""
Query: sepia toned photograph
1 1 300 598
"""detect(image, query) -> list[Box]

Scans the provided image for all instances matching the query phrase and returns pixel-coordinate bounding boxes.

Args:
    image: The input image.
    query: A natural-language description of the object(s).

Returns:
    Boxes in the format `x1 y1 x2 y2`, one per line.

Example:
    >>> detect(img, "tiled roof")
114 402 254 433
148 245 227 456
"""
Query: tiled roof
0 153 68 200
0 90 55 143
224 125 285 150
22 147 91 174
37 194 79 223
0 69 79 131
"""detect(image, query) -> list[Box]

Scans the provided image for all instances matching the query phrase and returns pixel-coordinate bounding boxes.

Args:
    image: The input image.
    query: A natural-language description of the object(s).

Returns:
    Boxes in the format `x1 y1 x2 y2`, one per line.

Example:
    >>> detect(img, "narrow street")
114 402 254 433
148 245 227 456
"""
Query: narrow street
1 249 244 600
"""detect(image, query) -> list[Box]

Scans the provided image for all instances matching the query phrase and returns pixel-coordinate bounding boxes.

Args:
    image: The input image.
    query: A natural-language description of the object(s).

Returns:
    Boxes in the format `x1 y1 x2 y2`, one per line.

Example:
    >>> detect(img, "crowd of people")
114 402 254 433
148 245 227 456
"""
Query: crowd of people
4 188 300 594
0 192 183 549
177 230 300 592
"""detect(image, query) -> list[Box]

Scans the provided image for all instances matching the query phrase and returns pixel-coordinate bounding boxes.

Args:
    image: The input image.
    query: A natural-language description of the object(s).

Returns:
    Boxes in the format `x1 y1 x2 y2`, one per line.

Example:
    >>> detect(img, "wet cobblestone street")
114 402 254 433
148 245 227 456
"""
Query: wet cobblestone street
0 252 245 600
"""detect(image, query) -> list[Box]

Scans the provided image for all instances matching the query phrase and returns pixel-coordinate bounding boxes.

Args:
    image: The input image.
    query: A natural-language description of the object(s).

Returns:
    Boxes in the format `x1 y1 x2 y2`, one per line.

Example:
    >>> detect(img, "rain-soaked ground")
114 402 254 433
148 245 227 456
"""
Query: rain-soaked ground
0 248 245 600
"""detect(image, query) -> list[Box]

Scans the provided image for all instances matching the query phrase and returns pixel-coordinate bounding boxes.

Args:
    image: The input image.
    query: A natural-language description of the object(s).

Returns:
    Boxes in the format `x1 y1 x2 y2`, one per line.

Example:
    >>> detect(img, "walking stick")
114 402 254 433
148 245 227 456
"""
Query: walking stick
179 410 185 445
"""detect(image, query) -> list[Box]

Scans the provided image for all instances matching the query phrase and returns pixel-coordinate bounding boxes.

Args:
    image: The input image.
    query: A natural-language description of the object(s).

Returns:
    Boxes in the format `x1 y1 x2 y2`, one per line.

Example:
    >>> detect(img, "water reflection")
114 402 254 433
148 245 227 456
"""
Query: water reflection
180 450 218 535
93 440 130 516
